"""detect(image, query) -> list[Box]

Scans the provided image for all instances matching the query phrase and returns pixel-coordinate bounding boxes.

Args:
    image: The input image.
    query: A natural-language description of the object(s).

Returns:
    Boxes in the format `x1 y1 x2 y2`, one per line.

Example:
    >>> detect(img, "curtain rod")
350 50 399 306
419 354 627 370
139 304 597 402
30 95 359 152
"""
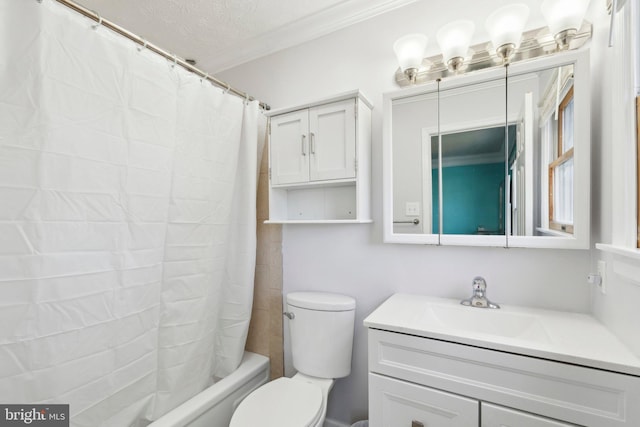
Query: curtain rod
46 0 270 111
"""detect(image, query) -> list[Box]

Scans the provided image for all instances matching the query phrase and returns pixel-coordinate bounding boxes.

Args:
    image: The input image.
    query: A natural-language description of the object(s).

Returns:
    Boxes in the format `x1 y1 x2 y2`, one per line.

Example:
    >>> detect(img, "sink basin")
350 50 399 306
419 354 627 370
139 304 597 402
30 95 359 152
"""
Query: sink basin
363 293 640 377
425 303 551 343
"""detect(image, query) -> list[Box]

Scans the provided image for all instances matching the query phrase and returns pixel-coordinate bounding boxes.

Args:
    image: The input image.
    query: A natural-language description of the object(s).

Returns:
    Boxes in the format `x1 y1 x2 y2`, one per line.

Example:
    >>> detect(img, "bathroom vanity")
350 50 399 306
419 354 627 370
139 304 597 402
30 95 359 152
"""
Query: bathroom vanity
364 294 640 427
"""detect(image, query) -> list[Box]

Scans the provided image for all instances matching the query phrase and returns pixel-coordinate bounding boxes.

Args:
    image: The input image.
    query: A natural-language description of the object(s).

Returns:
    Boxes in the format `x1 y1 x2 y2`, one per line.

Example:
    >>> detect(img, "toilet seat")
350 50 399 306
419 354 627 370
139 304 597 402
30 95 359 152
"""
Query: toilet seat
229 377 323 427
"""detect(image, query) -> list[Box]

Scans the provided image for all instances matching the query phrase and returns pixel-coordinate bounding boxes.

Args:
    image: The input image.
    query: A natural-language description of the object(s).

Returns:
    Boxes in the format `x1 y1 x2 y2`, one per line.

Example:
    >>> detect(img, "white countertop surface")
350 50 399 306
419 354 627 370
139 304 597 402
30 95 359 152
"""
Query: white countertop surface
363 293 640 377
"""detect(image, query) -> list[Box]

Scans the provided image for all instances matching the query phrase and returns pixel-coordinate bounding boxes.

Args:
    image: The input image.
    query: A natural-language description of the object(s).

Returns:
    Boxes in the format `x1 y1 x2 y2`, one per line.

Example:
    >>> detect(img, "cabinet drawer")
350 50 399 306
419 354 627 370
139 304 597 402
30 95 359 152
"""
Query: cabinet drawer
368 329 640 427
482 403 578 427
369 373 479 427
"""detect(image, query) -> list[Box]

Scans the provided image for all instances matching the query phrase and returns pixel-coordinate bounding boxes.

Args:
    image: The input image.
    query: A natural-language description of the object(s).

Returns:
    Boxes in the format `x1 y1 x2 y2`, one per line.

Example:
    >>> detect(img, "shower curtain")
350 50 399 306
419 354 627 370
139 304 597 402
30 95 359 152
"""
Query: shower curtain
0 1 264 425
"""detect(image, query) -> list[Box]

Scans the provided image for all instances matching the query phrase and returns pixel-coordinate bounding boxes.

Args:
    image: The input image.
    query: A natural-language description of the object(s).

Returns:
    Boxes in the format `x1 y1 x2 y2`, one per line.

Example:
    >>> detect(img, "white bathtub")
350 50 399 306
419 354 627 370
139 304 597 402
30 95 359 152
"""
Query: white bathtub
149 352 270 427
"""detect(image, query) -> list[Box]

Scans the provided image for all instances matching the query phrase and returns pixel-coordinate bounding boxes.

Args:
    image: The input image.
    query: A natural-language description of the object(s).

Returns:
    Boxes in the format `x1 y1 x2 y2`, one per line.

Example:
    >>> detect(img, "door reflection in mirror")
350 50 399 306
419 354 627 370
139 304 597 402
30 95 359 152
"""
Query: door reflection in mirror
431 126 515 235
436 76 508 237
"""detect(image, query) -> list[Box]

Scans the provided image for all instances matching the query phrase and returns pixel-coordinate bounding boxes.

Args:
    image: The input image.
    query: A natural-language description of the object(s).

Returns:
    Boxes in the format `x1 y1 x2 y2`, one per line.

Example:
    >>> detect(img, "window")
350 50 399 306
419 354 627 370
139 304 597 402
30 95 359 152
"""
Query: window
549 87 574 234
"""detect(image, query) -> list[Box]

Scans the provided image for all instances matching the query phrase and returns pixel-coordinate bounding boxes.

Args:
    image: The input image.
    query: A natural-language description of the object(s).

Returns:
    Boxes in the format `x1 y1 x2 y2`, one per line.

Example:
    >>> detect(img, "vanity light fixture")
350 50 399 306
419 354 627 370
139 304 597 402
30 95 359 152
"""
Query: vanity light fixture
392 2 591 86
541 0 591 50
485 3 530 61
436 20 475 72
393 33 428 83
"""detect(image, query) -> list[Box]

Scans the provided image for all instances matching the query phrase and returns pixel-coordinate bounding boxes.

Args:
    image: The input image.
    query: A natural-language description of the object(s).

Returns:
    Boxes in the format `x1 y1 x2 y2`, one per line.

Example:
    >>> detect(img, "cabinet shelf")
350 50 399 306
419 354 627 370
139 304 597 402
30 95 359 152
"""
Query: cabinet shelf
264 219 373 224
270 177 356 190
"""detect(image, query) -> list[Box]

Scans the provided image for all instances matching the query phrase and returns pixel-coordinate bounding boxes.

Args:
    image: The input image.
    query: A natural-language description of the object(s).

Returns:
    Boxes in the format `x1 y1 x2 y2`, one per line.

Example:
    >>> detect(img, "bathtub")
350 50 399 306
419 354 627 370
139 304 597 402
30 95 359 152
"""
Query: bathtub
149 352 270 427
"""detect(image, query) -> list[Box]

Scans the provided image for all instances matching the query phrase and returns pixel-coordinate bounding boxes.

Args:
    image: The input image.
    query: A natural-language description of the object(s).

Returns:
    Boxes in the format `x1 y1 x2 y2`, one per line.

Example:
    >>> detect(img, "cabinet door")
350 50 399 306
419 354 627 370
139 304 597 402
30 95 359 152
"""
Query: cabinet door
482 403 577 427
369 373 479 427
270 110 309 185
309 99 356 182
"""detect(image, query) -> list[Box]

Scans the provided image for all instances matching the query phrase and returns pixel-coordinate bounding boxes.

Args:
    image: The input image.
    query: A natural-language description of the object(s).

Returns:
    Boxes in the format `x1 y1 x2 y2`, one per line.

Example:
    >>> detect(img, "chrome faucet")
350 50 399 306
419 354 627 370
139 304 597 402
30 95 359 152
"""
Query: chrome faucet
460 276 500 309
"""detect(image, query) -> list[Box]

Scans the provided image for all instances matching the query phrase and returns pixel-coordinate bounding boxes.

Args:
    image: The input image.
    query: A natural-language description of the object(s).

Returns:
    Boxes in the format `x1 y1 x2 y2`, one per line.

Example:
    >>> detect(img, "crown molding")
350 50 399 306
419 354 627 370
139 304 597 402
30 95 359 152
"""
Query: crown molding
207 0 420 72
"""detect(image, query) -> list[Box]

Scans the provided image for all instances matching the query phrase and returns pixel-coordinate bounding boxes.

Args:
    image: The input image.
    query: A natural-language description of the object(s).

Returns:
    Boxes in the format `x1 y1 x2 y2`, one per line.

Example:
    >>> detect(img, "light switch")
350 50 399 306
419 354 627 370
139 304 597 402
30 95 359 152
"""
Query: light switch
405 202 420 216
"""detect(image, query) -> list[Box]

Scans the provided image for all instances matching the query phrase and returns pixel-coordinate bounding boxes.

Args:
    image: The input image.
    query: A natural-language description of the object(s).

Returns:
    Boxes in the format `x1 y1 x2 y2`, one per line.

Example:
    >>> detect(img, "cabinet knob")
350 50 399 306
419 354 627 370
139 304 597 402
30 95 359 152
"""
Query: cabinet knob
411 422 424 427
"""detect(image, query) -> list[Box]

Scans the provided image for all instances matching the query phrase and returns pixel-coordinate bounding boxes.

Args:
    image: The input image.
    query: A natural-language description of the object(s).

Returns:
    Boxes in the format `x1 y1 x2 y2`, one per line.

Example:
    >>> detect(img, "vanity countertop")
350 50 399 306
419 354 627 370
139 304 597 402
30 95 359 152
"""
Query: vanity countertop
364 293 640 377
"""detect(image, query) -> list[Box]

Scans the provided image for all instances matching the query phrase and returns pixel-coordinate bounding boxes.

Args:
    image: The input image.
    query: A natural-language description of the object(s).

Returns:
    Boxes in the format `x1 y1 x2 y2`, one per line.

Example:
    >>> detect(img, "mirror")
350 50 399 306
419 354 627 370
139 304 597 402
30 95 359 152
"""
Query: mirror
383 50 590 249
436 125 514 236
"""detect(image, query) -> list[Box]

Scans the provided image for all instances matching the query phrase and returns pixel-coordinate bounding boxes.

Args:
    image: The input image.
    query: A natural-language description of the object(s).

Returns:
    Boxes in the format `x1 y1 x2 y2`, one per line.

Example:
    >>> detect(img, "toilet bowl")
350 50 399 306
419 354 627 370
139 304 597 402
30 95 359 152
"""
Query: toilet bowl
229 374 333 427
230 292 356 427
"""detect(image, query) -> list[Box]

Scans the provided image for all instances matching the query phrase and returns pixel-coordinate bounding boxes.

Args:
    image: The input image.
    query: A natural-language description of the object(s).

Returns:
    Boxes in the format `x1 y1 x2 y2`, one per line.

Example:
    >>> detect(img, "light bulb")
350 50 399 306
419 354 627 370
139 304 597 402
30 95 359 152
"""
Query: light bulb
485 3 530 60
393 33 428 83
437 20 475 71
541 0 590 49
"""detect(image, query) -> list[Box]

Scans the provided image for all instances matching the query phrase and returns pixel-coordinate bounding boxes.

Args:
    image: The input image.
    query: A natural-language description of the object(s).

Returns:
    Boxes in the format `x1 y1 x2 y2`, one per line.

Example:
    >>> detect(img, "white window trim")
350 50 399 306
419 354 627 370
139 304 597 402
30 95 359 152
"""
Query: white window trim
597 0 640 260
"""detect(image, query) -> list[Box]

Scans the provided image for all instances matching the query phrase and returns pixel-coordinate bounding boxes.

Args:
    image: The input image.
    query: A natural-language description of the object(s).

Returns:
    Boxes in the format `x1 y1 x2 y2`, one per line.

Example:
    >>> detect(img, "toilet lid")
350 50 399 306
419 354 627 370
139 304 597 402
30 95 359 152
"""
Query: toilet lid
230 377 323 427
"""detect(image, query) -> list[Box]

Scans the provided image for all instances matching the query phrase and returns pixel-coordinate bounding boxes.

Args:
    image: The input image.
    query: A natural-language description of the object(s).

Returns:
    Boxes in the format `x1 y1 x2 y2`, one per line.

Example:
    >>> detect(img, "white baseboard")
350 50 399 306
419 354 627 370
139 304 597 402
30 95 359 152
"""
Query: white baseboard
324 417 353 427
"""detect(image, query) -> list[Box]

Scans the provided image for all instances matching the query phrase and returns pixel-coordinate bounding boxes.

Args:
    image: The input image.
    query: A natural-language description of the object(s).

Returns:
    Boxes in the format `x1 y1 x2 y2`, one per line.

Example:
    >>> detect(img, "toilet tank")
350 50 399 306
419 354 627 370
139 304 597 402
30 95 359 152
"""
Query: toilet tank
286 292 356 379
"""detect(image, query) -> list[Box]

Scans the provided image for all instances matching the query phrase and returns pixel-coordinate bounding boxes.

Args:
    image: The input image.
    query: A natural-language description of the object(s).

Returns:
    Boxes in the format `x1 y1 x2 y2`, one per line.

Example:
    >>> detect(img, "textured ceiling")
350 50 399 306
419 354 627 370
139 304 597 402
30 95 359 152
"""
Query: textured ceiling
75 0 420 73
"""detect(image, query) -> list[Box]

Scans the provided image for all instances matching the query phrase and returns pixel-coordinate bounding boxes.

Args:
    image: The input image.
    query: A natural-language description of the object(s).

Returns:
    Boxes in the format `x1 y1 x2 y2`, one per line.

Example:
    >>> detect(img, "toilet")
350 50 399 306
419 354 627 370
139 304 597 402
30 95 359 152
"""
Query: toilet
230 291 356 427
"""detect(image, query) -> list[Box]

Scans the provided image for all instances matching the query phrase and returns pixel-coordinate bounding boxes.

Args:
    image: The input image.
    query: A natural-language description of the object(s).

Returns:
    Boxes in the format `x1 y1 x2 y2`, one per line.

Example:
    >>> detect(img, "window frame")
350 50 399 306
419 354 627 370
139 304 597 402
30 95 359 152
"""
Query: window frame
549 87 575 234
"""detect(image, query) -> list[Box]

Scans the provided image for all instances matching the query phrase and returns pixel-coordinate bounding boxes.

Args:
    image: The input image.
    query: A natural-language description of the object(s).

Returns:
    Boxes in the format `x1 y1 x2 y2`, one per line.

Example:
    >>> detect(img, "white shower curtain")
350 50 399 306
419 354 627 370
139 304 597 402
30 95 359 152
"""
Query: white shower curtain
0 1 264 425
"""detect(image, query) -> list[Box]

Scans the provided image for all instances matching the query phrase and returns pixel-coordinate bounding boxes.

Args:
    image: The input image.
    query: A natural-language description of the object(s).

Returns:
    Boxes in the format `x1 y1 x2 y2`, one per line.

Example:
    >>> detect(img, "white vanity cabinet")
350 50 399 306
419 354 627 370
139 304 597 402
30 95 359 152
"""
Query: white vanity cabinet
481 403 576 427
367 329 640 427
266 91 372 223
369 373 479 426
370 372 574 427
364 294 640 427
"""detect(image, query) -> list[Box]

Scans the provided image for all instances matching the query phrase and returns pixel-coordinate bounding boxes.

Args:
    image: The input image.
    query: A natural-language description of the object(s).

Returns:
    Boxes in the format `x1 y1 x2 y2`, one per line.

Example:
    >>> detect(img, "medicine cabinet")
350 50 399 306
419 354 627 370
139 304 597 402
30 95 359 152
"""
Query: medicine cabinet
383 50 590 248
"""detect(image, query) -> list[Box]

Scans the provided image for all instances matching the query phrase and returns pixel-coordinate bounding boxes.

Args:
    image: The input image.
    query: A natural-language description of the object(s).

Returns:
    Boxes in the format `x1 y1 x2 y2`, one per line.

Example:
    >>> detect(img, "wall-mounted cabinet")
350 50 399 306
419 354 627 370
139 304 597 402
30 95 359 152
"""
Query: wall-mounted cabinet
266 91 372 223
